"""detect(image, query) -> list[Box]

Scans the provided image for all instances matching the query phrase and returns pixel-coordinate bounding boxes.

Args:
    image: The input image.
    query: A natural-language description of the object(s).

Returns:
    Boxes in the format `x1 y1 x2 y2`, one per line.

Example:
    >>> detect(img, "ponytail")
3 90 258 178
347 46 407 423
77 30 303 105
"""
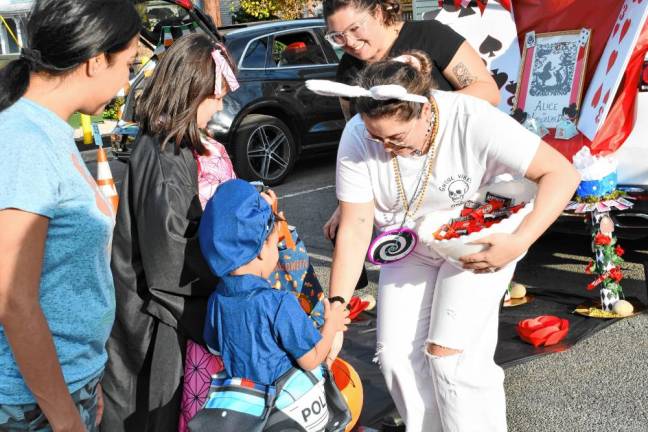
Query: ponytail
0 0 141 113
0 58 31 111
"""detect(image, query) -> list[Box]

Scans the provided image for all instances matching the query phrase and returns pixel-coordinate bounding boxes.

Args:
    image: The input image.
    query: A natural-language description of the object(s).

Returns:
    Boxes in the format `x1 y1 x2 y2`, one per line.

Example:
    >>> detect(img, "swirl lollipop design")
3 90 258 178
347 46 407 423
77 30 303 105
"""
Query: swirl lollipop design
367 228 418 265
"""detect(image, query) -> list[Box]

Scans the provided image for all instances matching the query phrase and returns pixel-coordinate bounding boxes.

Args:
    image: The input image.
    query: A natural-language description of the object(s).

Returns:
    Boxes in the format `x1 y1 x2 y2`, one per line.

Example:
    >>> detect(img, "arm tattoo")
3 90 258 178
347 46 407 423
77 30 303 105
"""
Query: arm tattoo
452 62 477 88
357 217 367 224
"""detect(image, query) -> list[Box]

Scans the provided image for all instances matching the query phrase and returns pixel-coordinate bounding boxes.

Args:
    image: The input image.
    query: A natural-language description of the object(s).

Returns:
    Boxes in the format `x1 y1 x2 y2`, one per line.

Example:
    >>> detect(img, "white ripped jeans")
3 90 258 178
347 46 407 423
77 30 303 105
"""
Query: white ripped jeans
375 250 515 432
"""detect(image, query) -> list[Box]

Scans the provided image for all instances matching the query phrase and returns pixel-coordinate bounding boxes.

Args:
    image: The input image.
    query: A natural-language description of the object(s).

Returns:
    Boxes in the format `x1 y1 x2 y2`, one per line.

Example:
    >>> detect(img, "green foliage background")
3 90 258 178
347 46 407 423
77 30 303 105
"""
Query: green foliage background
232 0 308 22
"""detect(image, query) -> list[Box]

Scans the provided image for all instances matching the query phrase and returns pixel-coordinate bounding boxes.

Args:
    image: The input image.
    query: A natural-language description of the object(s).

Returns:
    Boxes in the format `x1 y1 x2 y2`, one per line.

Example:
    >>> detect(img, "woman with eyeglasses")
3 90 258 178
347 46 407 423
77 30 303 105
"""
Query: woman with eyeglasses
323 0 499 121
307 51 579 431
321 0 500 241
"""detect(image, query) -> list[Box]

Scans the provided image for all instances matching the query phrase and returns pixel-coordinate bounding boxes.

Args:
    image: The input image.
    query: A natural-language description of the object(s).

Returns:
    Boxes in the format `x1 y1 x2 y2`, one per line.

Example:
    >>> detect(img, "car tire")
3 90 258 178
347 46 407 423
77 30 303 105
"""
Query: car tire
233 114 296 186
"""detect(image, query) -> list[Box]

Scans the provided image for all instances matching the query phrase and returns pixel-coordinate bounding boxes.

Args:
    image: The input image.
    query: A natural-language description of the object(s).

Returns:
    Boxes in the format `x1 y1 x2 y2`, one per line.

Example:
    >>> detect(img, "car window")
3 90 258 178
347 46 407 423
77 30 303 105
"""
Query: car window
271 31 327 67
332 45 344 61
241 37 269 69
0 17 22 54
311 27 342 63
136 1 199 47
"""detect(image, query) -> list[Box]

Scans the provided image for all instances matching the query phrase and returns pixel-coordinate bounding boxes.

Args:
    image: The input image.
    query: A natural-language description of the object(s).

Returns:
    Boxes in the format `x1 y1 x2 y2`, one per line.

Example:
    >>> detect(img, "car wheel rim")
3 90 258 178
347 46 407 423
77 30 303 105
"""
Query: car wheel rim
246 124 291 181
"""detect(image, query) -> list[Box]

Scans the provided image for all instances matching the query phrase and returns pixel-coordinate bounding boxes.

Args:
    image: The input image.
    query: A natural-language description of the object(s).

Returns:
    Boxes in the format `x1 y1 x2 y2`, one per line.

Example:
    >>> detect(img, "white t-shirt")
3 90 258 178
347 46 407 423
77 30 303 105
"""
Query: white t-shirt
336 90 541 231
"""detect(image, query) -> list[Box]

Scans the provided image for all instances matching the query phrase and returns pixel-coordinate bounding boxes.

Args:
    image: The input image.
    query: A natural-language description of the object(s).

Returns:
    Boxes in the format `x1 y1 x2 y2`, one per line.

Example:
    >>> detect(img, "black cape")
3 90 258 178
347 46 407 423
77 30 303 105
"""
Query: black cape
101 135 218 432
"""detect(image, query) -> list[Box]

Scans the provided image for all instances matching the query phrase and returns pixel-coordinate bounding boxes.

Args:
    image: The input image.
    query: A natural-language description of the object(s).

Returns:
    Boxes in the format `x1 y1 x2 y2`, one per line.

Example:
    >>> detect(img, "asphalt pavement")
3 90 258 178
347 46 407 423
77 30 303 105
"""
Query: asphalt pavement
94 151 648 432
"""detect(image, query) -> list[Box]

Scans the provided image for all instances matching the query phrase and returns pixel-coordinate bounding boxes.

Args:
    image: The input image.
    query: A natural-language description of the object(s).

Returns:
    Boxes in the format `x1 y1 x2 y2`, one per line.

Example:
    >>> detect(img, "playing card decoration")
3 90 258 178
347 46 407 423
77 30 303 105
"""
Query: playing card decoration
514 29 591 130
578 0 648 141
430 0 521 114
437 0 512 15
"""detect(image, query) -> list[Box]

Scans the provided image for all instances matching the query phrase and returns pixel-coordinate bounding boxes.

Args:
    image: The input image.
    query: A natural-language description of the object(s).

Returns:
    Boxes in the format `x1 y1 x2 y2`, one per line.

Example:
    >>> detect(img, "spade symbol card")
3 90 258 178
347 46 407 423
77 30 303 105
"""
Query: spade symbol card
480 35 503 58
578 0 648 140
430 0 521 114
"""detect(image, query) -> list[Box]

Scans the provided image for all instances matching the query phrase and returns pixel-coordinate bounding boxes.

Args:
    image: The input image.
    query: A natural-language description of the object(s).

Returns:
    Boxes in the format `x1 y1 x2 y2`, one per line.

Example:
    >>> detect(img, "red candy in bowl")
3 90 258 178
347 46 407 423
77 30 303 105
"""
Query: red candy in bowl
418 179 537 268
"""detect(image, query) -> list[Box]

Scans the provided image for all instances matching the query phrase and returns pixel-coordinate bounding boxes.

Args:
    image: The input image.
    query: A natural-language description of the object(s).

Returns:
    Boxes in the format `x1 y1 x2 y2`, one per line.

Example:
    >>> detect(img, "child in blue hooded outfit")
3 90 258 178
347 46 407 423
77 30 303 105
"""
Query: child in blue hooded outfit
192 179 350 432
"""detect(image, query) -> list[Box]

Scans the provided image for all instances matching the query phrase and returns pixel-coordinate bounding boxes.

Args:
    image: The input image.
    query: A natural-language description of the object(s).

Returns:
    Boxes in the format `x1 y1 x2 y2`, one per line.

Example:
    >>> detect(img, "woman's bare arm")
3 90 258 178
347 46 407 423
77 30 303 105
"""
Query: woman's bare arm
0 209 84 432
443 41 501 106
329 200 374 302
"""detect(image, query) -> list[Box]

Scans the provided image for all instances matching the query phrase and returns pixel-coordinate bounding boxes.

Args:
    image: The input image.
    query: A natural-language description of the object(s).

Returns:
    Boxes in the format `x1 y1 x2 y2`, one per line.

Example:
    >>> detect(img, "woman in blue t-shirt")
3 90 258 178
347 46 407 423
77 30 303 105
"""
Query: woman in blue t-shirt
0 1 140 430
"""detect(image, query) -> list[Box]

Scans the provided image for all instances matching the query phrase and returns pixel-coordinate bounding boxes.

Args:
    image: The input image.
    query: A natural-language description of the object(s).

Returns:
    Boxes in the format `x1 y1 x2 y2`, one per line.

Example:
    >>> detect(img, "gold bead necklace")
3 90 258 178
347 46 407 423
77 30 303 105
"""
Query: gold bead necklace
392 96 440 219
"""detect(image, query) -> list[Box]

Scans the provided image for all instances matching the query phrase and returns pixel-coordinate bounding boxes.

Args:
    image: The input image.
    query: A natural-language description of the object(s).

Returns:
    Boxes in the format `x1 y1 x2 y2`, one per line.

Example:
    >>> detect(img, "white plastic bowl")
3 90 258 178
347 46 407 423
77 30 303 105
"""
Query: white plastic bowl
417 179 538 268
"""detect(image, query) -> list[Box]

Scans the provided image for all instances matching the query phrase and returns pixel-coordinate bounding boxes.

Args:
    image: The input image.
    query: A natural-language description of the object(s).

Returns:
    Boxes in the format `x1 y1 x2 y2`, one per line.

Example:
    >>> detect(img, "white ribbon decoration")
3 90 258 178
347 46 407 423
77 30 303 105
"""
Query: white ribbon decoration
305 80 429 104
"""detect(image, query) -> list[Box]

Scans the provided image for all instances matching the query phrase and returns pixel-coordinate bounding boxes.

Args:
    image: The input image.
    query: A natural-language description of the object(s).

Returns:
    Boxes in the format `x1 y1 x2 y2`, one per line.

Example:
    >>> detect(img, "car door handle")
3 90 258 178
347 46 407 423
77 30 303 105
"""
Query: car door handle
278 85 294 92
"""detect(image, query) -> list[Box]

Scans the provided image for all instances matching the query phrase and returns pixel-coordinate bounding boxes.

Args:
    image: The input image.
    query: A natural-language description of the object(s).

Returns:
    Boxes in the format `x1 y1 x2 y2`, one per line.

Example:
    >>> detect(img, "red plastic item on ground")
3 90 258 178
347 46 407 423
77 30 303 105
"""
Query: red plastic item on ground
517 315 570 347
347 296 370 321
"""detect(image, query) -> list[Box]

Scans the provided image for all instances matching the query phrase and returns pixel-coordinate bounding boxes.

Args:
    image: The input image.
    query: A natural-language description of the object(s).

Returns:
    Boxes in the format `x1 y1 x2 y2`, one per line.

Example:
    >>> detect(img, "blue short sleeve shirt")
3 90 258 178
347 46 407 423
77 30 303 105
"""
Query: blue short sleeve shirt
204 274 322 385
0 99 116 404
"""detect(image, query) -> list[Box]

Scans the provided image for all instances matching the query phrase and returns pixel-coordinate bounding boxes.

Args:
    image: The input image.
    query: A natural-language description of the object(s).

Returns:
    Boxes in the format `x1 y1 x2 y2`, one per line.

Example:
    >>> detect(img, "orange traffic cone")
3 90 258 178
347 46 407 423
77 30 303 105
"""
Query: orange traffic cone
96 147 119 214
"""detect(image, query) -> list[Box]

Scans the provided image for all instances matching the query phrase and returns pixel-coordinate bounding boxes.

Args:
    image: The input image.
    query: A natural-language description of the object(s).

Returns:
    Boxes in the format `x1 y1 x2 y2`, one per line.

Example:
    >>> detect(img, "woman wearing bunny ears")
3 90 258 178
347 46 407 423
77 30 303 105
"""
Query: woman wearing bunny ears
321 0 500 261
307 51 579 431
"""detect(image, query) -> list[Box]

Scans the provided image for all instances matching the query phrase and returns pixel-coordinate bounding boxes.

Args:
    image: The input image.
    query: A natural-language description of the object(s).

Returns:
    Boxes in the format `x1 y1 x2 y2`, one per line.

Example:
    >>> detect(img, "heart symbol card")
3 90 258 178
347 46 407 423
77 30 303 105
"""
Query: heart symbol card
577 0 648 140
428 0 521 114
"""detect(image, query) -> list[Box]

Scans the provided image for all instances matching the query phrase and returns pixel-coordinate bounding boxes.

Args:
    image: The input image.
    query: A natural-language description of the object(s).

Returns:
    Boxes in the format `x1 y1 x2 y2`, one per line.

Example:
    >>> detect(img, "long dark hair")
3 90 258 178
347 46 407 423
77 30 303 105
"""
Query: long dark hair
137 33 237 155
356 50 437 121
323 0 401 26
0 0 141 112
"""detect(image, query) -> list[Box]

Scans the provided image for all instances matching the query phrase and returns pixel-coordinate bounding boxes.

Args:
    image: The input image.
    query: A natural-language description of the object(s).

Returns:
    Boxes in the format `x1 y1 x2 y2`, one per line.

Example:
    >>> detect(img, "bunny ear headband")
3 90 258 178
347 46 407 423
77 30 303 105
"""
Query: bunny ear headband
212 44 239 97
305 55 428 104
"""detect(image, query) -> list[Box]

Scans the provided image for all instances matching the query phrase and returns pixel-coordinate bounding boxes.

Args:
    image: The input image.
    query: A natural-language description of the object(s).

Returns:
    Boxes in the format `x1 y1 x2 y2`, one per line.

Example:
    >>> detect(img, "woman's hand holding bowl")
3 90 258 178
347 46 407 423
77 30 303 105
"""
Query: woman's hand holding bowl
459 232 528 273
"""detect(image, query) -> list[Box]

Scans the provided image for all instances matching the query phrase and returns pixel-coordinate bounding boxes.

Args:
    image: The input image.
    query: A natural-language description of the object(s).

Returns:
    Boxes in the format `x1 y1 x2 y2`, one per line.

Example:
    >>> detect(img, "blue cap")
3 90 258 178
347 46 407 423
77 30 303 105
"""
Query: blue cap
199 179 274 277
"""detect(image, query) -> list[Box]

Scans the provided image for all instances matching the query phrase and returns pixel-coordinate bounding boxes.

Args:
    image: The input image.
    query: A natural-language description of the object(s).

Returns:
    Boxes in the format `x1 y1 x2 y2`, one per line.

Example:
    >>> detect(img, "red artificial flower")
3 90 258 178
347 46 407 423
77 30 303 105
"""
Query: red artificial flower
609 266 623 282
594 233 612 246
615 245 625 256
517 315 570 347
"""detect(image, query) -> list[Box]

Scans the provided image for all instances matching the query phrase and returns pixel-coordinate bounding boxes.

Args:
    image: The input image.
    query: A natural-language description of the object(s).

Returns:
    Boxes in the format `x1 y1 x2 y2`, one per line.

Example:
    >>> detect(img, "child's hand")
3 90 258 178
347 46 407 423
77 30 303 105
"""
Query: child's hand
260 189 278 211
323 298 350 333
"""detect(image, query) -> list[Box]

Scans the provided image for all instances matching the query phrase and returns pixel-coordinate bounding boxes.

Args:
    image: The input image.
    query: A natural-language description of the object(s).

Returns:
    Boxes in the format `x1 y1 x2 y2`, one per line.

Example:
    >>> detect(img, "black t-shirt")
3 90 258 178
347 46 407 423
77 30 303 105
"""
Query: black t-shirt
336 20 465 91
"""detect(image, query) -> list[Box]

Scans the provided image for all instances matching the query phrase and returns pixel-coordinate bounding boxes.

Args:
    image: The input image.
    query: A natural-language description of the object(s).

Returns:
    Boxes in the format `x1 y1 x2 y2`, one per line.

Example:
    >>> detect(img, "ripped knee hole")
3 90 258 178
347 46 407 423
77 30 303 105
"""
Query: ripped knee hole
425 342 462 357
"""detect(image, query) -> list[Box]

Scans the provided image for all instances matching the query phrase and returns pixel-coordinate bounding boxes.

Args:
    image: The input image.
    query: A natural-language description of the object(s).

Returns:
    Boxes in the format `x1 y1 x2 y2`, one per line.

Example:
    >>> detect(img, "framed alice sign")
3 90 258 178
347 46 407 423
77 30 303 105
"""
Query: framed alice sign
514 29 591 128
